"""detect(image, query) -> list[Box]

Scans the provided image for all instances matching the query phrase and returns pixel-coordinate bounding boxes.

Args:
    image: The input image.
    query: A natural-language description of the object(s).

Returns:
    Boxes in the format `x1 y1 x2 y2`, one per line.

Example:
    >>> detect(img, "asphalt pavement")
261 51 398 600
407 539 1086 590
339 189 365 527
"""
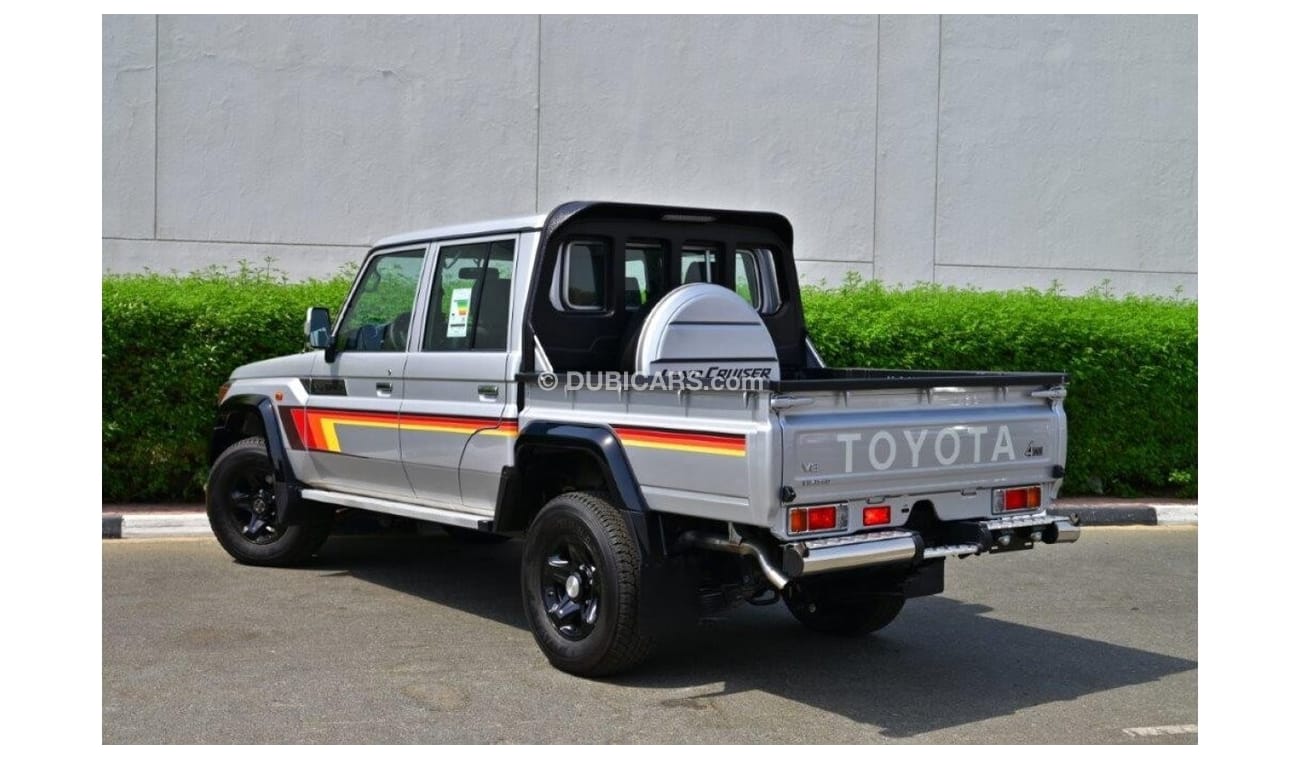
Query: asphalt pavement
102 526 1197 744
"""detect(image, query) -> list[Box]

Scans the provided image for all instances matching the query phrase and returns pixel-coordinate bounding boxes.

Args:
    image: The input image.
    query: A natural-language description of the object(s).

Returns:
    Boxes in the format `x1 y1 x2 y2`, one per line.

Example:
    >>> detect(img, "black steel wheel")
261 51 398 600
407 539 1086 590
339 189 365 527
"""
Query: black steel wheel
521 491 653 677
222 454 279 544
540 538 603 641
206 437 332 567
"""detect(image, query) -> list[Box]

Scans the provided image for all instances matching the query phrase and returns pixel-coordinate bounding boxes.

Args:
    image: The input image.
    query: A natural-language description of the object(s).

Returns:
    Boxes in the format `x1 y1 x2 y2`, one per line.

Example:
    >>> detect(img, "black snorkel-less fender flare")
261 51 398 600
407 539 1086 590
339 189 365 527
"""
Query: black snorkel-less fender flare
501 420 662 552
211 395 307 527
502 419 695 633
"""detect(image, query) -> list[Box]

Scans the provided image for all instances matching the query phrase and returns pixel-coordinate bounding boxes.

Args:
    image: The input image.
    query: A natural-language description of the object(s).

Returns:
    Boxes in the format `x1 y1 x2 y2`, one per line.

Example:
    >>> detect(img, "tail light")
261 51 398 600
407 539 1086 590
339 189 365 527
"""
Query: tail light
788 504 846 534
993 485 1042 512
216 382 231 406
863 505 892 526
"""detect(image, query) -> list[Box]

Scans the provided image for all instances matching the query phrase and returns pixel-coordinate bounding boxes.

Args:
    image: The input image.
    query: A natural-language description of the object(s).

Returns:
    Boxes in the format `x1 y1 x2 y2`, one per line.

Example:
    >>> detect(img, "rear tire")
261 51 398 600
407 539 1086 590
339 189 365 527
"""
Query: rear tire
521 491 654 677
206 437 332 567
784 585 905 636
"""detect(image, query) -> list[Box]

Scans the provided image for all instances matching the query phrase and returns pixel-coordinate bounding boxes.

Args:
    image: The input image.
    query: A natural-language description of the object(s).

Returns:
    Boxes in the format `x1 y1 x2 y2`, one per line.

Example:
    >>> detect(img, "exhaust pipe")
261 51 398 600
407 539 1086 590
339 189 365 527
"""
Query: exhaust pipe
1043 515 1082 544
681 531 791 591
682 529 925 590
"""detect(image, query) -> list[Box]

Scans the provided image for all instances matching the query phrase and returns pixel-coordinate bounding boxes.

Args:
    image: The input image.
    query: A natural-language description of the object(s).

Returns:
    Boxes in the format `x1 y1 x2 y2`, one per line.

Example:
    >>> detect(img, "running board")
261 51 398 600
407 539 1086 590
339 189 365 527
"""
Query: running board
300 489 493 531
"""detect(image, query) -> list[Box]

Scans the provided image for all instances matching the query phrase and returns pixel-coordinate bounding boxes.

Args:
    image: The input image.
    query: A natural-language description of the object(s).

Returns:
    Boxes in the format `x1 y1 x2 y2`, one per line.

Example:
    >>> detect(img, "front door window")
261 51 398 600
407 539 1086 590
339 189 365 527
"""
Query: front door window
335 249 426 352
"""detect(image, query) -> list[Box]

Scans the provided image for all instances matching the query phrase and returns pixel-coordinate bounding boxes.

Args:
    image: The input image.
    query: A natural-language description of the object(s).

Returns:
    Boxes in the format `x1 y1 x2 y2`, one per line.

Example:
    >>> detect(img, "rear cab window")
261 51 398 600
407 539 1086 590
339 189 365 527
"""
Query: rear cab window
562 240 609 310
555 240 780 314
680 245 720 285
736 247 781 313
625 241 667 310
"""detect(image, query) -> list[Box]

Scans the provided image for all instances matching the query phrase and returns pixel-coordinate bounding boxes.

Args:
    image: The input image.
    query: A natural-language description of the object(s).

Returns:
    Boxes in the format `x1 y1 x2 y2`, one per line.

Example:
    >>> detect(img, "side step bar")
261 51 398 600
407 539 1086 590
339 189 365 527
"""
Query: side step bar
300 488 493 531
686 514 1081 590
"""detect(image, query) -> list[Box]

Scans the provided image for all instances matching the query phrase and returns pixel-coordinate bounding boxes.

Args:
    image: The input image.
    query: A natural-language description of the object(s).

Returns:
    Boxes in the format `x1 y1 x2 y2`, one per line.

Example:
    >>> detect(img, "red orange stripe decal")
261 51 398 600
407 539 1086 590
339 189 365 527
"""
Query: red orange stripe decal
283 407 742 458
613 425 746 457
284 407 517 454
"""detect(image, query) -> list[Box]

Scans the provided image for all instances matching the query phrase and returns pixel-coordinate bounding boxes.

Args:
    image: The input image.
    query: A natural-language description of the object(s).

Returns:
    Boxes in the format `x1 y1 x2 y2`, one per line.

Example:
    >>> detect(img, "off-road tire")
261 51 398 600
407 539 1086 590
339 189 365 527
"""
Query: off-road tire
521 491 654 677
784 587 905 636
207 436 332 567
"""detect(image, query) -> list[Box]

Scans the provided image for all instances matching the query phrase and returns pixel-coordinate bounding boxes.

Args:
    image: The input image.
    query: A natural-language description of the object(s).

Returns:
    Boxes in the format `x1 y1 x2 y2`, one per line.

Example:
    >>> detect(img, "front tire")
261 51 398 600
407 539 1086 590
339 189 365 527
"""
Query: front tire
206 437 332 567
520 491 653 677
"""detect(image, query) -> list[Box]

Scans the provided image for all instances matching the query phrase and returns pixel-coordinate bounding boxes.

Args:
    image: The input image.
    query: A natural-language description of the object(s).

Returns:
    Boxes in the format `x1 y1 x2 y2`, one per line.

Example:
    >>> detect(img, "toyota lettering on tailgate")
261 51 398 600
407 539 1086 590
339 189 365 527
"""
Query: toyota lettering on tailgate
823 424 1035 474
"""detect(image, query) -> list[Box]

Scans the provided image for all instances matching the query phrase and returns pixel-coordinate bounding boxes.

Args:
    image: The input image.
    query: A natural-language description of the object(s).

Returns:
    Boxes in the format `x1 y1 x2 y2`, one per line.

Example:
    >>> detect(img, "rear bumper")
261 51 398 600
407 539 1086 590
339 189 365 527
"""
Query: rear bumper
781 512 1080 579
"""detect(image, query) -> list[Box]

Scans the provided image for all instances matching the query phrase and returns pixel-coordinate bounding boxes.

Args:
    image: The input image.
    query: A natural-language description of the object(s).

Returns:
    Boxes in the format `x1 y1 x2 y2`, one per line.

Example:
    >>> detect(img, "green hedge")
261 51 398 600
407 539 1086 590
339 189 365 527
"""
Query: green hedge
802 276 1197 497
102 269 1196 502
103 266 352 502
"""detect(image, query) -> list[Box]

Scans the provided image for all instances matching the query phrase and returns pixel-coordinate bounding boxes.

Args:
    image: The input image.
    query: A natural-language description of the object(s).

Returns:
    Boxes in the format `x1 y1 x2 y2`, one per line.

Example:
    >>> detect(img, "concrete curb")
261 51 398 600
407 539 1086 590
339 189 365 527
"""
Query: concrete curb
103 502 1196 538
104 513 212 539
1049 504 1197 526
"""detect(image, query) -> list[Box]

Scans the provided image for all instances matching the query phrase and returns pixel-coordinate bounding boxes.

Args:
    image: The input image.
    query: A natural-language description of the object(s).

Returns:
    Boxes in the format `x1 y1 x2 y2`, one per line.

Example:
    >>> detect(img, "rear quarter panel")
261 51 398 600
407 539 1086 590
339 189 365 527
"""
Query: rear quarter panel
519 383 778 525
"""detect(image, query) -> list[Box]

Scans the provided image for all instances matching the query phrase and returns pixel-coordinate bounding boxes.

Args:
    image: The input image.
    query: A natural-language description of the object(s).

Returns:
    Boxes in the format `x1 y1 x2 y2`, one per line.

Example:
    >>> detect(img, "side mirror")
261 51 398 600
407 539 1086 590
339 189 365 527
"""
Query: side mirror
304 306 336 362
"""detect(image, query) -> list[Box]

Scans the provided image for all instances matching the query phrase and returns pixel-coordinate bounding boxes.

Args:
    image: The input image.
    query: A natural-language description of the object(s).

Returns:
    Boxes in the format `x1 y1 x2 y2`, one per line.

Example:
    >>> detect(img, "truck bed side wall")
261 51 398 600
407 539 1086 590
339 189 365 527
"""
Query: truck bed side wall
518 384 779 526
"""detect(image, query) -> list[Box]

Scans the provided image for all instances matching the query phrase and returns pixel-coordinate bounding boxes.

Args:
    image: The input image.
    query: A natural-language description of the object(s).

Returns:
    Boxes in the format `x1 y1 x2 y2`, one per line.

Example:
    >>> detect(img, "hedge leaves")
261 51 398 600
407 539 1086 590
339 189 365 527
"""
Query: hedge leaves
103 270 1196 502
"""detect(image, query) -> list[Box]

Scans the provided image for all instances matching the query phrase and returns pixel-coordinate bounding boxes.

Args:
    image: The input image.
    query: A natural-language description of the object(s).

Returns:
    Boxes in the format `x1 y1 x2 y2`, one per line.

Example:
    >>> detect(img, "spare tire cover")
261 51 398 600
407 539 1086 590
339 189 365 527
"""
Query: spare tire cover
634 283 780 381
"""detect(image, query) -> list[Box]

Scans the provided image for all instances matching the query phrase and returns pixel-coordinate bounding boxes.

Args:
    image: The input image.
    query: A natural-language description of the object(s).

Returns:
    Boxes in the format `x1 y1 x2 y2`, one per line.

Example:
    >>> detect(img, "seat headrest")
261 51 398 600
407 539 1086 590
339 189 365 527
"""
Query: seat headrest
459 266 501 281
683 261 708 283
624 277 643 308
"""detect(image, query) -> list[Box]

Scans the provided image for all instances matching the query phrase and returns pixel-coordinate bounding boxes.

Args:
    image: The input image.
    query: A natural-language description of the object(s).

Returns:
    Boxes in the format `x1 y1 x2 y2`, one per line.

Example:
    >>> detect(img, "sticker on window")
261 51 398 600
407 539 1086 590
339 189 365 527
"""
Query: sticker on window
447 287 472 338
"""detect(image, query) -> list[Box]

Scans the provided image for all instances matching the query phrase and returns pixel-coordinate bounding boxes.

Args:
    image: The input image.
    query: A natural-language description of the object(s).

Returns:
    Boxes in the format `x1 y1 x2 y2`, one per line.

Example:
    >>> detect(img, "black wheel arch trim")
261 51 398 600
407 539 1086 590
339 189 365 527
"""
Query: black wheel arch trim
211 395 307 527
503 421 706 631
513 420 650 509
500 420 668 557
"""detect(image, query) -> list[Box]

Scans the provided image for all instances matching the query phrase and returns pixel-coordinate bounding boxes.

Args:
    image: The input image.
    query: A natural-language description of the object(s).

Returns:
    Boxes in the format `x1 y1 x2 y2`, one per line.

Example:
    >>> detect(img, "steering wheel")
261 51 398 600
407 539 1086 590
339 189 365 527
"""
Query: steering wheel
384 311 412 351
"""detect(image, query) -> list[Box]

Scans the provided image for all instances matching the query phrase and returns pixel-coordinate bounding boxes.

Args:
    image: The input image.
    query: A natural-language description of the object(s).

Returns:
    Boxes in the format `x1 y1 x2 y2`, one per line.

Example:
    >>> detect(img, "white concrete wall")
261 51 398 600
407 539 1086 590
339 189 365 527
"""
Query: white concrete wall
103 14 1197 296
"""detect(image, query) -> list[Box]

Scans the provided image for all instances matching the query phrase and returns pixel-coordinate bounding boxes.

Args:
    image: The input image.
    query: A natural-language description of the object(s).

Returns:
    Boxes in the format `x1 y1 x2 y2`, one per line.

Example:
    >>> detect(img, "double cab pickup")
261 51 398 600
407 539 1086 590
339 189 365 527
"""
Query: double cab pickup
208 201 1080 676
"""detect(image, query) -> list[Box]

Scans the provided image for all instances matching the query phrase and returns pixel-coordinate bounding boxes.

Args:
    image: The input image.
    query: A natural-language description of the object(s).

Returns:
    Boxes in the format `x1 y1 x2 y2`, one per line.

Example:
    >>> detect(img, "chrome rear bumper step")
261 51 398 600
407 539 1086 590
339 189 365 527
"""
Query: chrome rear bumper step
781 513 1082 576
782 530 924 577
686 512 1081 590
983 513 1061 531
923 543 982 560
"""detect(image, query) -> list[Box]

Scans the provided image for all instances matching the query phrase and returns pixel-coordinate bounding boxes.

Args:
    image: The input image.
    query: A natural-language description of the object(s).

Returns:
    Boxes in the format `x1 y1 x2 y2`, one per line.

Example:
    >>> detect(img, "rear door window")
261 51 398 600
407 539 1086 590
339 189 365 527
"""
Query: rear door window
423 239 515 351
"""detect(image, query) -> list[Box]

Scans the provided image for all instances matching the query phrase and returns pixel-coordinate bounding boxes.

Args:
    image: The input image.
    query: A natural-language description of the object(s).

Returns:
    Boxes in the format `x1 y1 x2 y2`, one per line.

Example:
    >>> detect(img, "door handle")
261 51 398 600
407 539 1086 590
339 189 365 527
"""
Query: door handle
477 384 499 399
376 381 393 396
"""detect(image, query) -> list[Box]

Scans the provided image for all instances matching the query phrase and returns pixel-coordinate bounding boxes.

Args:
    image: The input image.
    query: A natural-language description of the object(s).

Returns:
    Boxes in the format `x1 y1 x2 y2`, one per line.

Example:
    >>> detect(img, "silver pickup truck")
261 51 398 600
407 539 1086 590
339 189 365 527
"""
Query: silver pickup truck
207 201 1079 676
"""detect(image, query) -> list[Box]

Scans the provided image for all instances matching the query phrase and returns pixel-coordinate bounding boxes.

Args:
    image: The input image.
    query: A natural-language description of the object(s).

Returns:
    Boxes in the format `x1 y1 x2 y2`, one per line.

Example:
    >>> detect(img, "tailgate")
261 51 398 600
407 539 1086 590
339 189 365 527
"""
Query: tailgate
778 383 1066 505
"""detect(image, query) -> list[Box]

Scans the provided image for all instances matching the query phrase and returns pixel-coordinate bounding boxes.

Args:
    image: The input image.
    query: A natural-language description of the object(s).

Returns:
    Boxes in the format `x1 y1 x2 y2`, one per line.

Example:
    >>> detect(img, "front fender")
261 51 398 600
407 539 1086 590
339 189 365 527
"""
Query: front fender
210 395 306 526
